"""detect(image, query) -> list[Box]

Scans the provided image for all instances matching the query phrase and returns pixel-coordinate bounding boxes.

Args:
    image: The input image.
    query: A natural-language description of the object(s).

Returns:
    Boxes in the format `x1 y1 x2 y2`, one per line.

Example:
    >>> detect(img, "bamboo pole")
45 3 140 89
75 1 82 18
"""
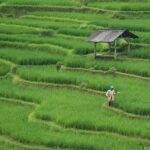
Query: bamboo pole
114 40 117 59
127 38 130 53
109 42 111 52
94 42 97 59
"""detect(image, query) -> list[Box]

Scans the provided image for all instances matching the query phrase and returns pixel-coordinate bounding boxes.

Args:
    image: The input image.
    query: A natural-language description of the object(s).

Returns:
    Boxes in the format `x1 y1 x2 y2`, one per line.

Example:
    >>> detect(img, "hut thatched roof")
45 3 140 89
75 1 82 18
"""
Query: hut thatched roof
87 29 138 43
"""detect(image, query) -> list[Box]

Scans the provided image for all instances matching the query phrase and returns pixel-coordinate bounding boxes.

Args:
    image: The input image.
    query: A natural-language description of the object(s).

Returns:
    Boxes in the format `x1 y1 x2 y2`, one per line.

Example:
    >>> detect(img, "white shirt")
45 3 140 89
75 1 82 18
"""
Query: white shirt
106 89 115 101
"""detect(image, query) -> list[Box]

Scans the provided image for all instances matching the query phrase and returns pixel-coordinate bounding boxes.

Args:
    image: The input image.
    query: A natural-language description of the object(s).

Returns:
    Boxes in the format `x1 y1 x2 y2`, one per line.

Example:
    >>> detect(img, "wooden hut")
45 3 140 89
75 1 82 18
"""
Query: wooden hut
87 29 138 59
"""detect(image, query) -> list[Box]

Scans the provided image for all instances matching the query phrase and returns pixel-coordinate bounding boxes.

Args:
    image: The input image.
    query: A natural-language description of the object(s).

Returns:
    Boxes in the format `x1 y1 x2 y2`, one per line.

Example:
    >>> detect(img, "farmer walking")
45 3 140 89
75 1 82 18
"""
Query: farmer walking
106 86 116 106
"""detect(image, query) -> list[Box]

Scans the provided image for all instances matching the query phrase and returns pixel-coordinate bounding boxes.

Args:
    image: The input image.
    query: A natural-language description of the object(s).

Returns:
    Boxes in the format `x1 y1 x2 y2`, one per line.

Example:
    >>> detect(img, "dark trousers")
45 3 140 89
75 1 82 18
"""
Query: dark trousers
108 100 114 106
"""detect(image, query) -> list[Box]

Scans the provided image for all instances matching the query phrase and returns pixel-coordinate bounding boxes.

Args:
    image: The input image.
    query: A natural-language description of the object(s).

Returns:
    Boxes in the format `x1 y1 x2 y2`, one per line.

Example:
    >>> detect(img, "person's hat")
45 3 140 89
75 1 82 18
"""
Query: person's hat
110 85 114 89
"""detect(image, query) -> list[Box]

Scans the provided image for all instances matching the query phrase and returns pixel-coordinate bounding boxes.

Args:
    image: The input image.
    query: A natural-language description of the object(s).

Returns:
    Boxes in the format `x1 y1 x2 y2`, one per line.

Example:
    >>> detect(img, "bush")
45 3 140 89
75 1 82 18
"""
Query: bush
56 62 62 72
80 81 88 89
40 30 54 36
82 0 89 6
108 67 117 74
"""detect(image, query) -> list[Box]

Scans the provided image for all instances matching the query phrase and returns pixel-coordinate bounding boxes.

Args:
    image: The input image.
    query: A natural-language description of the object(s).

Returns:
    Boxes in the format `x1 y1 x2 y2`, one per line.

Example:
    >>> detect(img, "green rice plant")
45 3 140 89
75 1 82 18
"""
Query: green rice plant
22 15 95 37
16 65 150 115
0 76 150 143
1 20 149 55
46 34 104 54
128 47 150 59
0 16 93 38
5 0 81 7
89 2 150 11
0 60 10 76
89 0 150 1
113 11 150 20
134 31 150 44
0 142 23 150
0 18 79 33
31 12 150 32
0 23 49 35
58 27 93 37
0 33 73 52
0 1 150 149
1 16 149 44
0 48 64 65
16 65 109 91
23 15 88 25
0 33 105 55
0 41 68 56
65 56 150 77
0 79 147 150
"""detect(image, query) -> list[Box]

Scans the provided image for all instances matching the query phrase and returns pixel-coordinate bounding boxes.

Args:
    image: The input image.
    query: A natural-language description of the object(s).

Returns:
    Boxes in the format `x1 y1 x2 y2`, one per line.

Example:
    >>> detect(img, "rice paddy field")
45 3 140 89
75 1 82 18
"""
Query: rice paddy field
0 0 150 150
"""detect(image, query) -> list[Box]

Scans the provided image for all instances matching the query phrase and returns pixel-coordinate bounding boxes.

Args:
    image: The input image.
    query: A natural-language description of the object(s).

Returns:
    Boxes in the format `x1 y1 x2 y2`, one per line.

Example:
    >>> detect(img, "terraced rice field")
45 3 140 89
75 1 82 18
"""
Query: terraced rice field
0 0 150 150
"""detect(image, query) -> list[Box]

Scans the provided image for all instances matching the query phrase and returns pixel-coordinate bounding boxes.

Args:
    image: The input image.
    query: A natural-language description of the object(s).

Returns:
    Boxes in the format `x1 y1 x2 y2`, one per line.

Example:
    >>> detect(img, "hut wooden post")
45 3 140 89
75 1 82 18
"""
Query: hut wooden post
94 42 97 59
109 42 111 52
127 38 130 53
114 40 117 59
